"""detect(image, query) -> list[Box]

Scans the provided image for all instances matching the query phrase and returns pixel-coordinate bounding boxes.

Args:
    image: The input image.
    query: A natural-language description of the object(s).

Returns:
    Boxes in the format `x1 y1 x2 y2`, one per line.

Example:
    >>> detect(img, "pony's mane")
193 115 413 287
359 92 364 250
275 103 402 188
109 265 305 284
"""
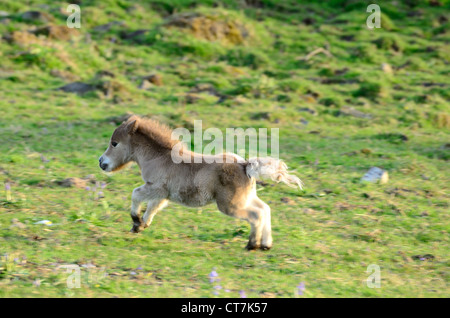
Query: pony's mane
127 115 179 150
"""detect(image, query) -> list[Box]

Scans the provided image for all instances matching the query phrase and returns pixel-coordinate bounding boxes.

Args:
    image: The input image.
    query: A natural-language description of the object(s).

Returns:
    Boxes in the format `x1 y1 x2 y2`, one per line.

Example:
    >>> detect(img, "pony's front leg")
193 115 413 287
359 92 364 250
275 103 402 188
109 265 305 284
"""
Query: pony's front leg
143 199 168 228
130 185 148 233
130 183 168 233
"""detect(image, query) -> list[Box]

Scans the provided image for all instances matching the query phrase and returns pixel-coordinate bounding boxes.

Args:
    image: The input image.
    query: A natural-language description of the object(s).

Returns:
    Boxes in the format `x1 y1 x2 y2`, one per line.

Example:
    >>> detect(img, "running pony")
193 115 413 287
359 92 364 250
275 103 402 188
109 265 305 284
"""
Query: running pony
99 115 302 250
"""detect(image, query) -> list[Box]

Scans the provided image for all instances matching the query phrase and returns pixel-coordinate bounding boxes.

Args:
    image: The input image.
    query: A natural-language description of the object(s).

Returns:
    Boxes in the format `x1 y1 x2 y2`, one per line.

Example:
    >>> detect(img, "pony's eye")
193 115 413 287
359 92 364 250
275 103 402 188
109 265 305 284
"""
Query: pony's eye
111 141 118 147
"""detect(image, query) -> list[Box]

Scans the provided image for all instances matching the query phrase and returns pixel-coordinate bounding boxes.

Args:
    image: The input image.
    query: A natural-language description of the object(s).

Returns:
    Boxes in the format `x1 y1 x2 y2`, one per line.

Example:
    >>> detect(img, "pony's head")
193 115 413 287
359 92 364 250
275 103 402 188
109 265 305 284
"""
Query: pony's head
98 116 139 172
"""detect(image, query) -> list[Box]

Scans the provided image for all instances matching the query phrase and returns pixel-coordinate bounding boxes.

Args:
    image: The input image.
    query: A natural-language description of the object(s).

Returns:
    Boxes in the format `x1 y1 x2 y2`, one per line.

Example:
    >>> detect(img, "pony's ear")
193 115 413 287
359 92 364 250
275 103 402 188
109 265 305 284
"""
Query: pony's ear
126 119 139 135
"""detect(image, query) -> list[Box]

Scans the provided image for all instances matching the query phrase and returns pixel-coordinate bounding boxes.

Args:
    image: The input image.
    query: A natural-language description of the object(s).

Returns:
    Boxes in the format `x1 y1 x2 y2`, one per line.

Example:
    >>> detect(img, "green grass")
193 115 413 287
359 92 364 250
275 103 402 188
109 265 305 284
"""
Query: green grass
0 0 449 298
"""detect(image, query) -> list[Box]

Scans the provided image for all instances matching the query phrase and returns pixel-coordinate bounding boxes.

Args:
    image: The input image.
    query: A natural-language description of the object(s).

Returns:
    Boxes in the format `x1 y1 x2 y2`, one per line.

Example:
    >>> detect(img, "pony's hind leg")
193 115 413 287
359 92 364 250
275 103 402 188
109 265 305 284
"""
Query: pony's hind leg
217 194 265 250
220 205 265 250
215 176 271 250
245 207 264 250
254 198 272 250
245 196 272 250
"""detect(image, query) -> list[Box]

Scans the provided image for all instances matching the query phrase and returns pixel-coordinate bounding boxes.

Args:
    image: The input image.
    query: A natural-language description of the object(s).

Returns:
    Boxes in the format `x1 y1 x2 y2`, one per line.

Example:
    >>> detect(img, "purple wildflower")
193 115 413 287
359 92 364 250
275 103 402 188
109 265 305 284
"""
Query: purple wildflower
85 186 91 191
136 265 143 271
32 279 41 287
101 182 107 189
297 282 305 296
209 270 218 278
130 271 137 276
239 290 247 298
213 291 219 296
208 269 219 283
5 183 11 191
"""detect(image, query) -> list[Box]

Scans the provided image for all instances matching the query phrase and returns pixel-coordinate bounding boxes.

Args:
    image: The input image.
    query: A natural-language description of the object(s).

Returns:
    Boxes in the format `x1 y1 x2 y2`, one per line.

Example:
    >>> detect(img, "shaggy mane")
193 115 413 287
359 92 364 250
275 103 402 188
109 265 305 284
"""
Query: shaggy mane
126 115 180 150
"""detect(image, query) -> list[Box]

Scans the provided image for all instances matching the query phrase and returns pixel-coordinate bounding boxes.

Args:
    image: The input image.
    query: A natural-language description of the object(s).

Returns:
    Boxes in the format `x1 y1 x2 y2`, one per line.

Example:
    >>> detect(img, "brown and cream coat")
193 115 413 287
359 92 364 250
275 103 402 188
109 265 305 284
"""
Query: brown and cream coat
99 115 302 250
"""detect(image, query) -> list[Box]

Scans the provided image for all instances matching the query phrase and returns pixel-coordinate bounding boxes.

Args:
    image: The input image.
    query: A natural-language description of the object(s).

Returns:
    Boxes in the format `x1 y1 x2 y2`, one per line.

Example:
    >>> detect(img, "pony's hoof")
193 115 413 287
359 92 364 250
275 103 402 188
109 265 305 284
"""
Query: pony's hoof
245 243 259 251
130 225 144 233
260 245 272 251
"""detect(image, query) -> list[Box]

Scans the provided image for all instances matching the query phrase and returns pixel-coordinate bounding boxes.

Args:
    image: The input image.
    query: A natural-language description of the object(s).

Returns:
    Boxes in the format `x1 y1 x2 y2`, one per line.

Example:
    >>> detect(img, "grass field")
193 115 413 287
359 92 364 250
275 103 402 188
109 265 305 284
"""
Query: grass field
0 0 449 297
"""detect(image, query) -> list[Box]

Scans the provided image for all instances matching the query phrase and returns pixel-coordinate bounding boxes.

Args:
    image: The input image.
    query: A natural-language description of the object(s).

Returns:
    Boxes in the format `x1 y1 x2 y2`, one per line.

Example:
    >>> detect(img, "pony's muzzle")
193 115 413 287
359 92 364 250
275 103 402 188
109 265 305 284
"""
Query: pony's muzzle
99 156 108 171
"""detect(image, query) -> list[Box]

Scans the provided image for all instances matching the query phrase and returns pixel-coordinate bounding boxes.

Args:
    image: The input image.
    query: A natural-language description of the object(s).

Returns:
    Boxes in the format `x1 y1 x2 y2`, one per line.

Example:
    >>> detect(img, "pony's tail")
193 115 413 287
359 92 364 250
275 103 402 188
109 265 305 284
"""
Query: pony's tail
245 157 303 190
